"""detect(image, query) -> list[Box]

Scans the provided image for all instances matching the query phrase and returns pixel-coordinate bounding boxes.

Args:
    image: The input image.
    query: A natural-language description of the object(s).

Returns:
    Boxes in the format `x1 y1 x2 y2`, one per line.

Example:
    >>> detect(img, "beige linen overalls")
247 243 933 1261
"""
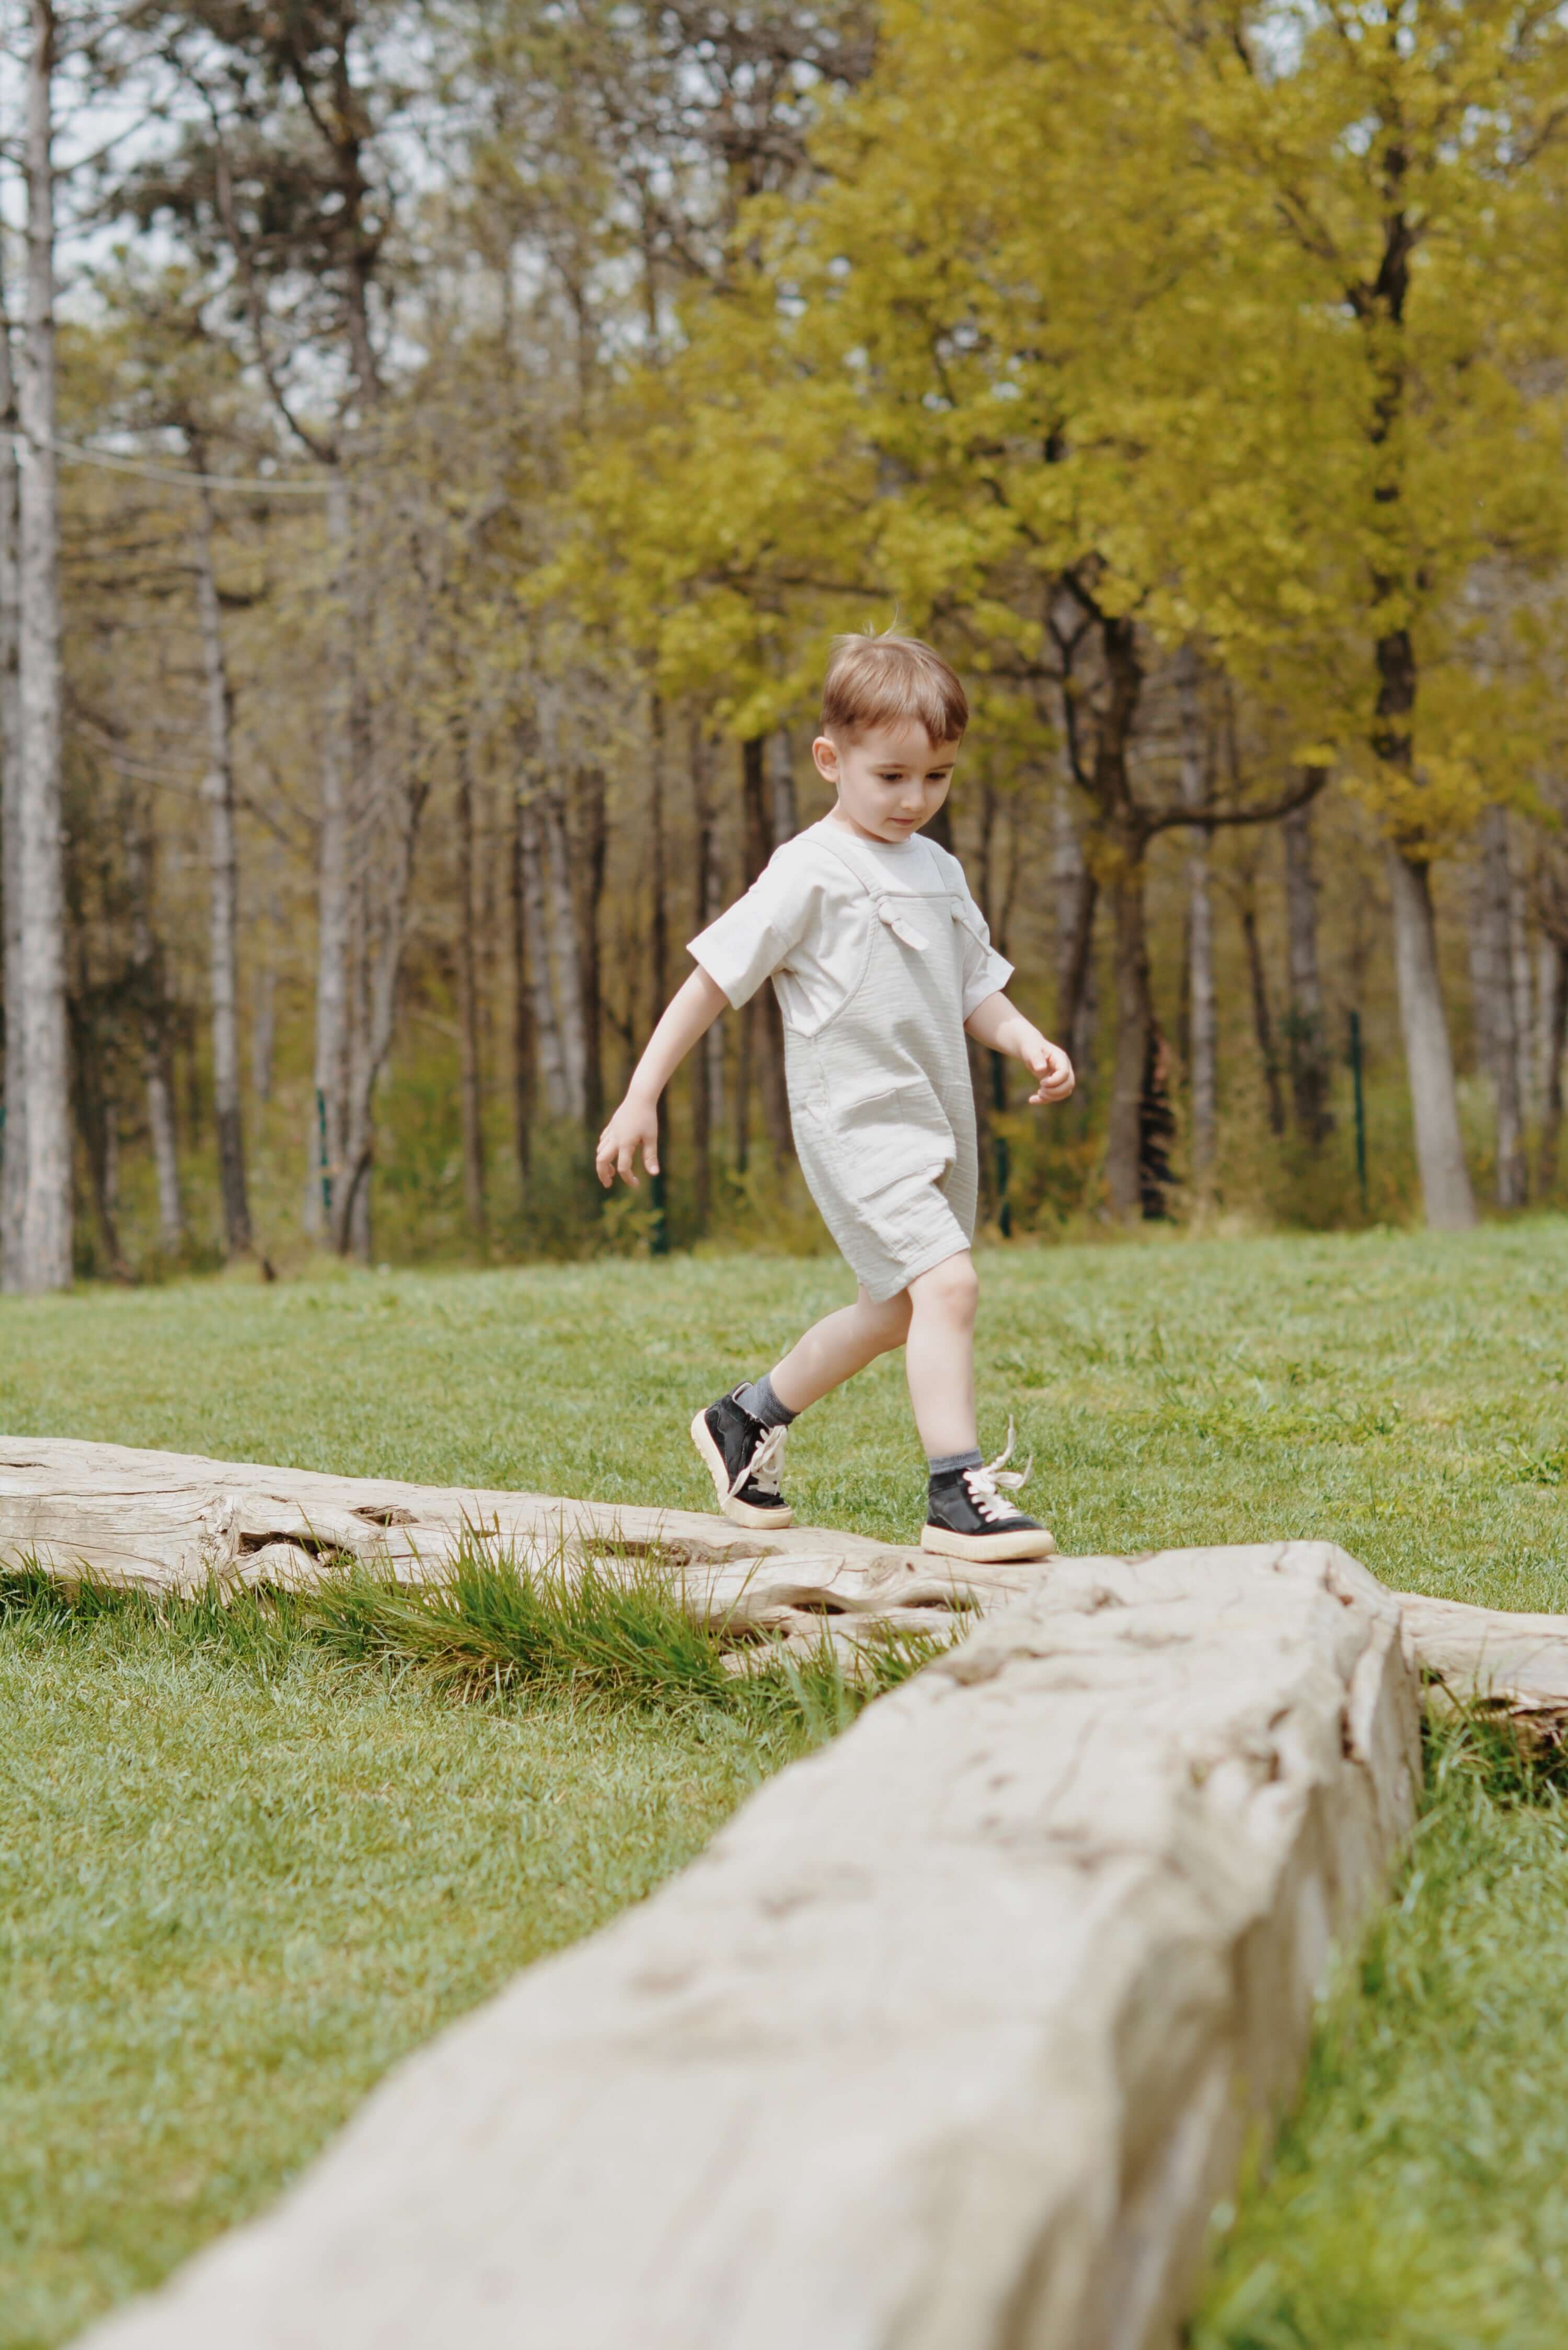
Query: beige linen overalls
780 829 989 1303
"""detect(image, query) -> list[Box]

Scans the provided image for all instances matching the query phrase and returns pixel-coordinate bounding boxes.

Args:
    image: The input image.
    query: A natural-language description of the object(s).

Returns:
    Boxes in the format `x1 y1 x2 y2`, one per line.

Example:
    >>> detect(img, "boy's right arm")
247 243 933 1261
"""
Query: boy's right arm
595 967 730 1188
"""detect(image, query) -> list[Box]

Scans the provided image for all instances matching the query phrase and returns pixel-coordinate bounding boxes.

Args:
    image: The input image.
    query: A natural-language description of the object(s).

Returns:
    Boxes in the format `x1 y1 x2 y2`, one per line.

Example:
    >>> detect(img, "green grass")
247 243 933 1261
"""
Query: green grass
0 1551 893 2350
3 1221 1568 2344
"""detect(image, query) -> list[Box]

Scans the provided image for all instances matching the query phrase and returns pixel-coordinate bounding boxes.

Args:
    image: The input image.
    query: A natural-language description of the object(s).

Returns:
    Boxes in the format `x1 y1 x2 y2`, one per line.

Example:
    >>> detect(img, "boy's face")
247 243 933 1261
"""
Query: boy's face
813 720 961 844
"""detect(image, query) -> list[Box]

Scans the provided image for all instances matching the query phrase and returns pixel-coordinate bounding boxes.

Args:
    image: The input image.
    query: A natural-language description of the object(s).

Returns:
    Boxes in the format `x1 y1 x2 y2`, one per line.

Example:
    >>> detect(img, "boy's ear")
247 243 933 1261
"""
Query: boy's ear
812 733 840 783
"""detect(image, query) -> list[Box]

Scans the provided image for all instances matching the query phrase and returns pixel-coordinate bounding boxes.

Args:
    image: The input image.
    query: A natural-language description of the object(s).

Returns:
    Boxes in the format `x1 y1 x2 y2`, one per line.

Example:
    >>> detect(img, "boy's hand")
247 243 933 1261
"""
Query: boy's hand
595 1093 660 1189
1021 1033 1075 1106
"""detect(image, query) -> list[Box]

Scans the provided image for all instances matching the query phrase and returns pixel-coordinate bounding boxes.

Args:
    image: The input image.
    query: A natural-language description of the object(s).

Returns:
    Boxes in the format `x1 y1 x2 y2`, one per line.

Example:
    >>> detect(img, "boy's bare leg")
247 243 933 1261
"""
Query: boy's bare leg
768 1286 913 1414
903 1251 979 1460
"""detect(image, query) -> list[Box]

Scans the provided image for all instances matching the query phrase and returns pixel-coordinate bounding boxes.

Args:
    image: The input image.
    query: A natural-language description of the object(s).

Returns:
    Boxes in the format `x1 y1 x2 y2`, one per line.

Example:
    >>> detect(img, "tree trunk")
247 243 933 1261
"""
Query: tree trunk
454 735 487 1241
1238 878 1286 1139
1537 935 1567 1197
1472 808 1526 1208
1105 863 1153 1220
769 728 798 847
575 765 607 1127
1386 844 1475 1229
509 786 534 1180
1282 798 1334 1146
193 470 251 1258
649 692 671 1213
15 0 70 1293
1053 782 1098 1102
0 294 22 1291
541 788 587 1125
310 474 353 1241
689 716 714 1224
1175 647 1216 1186
252 967 275 1108
122 792 184 1253
1509 850 1535 1130
743 736 790 1165
518 793 569 1120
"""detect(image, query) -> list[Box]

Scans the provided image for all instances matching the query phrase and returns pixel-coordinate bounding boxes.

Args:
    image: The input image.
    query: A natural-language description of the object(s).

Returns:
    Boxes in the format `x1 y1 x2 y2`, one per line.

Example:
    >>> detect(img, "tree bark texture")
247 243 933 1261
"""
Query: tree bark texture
311 474 353 1239
509 785 534 1179
1386 844 1476 1229
688 719 714 1223
1471 807 1526 1209
1239 879 1286 1139
742 736 791 1166
648 693 671 1192
454 737 487 1240
0 301 22 1291
1106 867 1154 1220
517 793 569 1120
541 791 587 1124
1537 935 1567 1197
121 792 184 1253
1282 799 1334 1147
15 0 70 1292
193 476 251 1258
768 728 798 847
1175 646 1216 1186
575 765 607 1127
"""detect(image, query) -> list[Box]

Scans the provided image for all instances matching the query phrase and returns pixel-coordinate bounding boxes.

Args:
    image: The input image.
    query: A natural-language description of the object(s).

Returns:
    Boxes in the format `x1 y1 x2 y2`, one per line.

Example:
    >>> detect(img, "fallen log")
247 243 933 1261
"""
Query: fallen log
0 1434 1031 1648
6 1439 1568 1720
72 1540 1422 2350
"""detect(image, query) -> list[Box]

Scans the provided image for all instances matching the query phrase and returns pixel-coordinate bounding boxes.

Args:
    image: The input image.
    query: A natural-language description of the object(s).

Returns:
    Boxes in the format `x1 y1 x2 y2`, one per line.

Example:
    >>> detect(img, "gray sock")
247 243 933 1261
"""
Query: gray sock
735 1372 797 1429
928 1447 983 1480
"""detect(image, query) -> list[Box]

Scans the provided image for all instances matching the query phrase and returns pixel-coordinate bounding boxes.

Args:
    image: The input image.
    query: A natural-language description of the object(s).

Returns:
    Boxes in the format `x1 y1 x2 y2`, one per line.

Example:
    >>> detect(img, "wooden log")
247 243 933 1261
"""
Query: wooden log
0 1435 1032 1633
72 1540 1422 2350
8 1441 1568 1723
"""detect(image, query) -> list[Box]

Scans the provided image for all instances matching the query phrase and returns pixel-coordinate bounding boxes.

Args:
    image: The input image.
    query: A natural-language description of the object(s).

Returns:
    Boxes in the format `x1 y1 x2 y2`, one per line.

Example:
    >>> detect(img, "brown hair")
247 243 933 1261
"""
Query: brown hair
820 631 969 745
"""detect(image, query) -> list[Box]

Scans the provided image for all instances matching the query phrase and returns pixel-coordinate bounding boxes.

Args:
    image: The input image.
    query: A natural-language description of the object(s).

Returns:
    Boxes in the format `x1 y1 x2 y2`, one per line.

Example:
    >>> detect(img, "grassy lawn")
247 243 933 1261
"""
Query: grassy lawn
3 1220 1567 2345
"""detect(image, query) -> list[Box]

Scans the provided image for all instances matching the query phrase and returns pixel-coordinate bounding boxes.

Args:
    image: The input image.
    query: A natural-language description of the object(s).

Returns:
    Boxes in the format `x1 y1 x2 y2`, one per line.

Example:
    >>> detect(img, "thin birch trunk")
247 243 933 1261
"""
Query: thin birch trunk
509 785 534 1179
1537 935 1567 1196
542 786 587 1124
648 694 671 1199
311 471 353 1239
1510 851 1535 1128
193 469 251 1258
1239 879 1287 1139
0 295 22 1290
518 794 568 1119
454 735 486 1240
1053 780 1097 1101
1282 798 1335 1146
16 0 70 1292
575 765 607 1127
705 801 726 1137
769 729 798 847
1386 844 1476 1228
333 771 430 1258
689 715 714 1224
1175 647 1216 1186
1106 867 1154 1218
1474 807 1526 1208
121 792 183 1252
743 736 790 1166
252 965 275 1107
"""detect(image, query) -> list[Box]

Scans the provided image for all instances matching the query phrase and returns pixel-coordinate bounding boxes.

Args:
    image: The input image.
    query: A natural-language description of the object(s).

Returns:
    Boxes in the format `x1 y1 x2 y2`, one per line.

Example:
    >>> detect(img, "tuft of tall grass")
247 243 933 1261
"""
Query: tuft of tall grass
0 1537 952 1760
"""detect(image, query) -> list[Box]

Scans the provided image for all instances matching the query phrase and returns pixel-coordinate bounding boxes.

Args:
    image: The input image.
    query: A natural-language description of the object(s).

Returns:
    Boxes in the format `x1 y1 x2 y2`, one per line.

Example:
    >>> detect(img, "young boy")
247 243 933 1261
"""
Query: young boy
594 633 1075 1563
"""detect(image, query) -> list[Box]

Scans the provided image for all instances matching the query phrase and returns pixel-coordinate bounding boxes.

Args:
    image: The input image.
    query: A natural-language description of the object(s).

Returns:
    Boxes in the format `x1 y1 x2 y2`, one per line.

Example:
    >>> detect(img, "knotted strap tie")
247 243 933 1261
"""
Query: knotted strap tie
875 900 929 953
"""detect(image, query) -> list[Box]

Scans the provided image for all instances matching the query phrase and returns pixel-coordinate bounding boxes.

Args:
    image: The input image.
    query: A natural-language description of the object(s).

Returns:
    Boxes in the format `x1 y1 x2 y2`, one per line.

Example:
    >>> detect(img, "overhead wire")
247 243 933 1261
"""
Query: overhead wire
24 433 331 496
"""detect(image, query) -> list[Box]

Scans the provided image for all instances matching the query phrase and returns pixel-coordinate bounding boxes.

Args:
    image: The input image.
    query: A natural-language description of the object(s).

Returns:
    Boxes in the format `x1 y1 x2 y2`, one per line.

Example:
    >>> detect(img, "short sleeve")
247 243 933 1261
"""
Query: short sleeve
933 849 1012 1017
688 848 814 1009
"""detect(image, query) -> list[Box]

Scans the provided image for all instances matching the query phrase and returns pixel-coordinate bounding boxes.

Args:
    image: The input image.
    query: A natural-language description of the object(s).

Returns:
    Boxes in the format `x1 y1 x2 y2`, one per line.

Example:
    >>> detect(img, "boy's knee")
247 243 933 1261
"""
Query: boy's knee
917 1252 978 1322
861 1289 913 1351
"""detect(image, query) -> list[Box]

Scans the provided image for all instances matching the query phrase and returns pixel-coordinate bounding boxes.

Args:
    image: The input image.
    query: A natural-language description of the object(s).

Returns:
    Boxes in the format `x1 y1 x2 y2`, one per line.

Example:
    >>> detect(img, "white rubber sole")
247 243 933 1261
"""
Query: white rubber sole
920 1521 1056 1565
689 1409 794 1530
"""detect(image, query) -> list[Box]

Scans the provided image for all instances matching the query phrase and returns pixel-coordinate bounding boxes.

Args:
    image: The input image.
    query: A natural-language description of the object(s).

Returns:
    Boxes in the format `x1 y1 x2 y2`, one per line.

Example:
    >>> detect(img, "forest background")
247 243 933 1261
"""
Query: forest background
5 0 1568 1293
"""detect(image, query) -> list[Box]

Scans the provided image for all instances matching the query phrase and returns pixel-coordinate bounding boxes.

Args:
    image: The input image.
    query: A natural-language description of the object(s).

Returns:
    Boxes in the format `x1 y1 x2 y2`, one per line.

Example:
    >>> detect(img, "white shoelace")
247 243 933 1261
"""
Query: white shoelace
731 1420 788 1501
962 1421 1034 1525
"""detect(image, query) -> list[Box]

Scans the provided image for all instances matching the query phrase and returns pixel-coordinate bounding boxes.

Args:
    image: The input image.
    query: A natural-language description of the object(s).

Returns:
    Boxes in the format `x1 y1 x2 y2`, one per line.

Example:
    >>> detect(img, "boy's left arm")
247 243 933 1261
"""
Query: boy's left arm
964 991 1075 1105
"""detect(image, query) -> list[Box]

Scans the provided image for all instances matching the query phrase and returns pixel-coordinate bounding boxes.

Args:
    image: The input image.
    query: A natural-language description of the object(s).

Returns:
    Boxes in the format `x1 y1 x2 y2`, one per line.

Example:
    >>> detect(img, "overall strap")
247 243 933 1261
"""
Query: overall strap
814 824 933 953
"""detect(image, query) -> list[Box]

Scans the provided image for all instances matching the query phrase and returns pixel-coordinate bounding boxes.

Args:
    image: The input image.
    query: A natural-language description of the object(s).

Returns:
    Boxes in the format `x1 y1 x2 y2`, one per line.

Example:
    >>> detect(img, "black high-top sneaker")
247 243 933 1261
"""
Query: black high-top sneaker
921 1429 1054 1564
690 1389 794 1529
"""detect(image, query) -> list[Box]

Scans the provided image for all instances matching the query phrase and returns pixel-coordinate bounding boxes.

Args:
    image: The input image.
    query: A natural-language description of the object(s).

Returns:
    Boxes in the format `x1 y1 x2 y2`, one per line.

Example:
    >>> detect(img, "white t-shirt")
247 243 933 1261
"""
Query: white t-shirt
689 819 1013 1035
